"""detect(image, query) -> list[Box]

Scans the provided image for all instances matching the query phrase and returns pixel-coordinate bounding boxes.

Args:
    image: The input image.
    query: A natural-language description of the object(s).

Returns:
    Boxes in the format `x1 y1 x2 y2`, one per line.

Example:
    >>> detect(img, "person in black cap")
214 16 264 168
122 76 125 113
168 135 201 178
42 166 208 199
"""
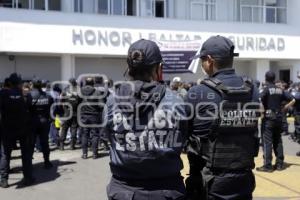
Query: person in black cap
257 71 295 172
185 35 261 200
59 78 81 150
104 39 187 200
0 73 34 188
79 77 106 159
29 78 54 169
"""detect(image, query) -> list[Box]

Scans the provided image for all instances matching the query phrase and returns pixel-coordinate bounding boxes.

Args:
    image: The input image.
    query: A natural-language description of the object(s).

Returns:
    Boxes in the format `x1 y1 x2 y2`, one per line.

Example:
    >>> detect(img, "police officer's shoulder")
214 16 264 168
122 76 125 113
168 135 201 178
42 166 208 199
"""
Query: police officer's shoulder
186 81 221 103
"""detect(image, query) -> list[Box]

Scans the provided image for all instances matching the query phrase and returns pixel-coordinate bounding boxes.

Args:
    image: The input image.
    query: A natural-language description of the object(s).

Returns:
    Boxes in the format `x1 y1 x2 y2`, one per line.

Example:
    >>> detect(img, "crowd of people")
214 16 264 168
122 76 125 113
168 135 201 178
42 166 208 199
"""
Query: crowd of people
0 36 299 200
0 74 111 188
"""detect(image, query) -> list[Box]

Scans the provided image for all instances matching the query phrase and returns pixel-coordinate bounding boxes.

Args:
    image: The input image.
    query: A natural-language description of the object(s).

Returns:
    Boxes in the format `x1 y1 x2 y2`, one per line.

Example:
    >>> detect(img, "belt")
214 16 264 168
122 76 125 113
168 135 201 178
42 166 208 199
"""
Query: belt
112 173 182 183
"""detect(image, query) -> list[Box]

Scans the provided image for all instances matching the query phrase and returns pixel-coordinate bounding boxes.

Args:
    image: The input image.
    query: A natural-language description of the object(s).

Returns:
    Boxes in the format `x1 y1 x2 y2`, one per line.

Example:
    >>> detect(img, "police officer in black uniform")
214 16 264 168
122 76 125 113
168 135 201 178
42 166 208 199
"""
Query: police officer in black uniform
59 78 81 150
290 83 300 156
94 76 110 151
185 36 260 200
30 78 54 169
257 71 295 172
79 77 105 159
0 73 34 188
105 39 187 200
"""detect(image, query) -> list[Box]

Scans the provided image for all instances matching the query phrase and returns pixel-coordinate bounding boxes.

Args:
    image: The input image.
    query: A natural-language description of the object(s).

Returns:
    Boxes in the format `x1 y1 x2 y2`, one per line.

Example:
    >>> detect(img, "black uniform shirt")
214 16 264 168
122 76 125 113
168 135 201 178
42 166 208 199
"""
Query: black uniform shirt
260 83 293 111
185 68 259 154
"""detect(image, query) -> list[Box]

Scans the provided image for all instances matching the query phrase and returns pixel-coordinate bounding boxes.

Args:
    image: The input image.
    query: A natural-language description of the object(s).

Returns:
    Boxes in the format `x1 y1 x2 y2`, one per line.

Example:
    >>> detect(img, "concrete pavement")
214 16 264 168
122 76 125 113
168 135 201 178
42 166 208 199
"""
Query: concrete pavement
0 135 299 200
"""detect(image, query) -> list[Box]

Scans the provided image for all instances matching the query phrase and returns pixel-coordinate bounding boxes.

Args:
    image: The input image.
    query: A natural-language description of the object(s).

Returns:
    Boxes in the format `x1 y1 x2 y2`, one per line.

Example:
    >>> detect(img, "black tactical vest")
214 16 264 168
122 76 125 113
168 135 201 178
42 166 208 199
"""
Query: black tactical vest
31 89 52 119
201 77 260 170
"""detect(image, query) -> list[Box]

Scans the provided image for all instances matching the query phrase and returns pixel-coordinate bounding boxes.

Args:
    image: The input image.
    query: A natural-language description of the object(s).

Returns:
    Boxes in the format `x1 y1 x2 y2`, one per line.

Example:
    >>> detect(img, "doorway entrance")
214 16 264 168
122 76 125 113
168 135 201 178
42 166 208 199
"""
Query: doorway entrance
279 69 290 84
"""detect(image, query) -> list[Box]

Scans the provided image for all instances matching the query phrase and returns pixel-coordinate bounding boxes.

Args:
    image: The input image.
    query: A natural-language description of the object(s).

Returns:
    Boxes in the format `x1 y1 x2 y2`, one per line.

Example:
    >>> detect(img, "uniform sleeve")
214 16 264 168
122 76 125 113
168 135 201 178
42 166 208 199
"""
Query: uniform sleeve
102 94 114 133
185 85 220 139
251 84 260 103
259 87 268 101
282 90 294 102
26 93 34 114
48 95 55 119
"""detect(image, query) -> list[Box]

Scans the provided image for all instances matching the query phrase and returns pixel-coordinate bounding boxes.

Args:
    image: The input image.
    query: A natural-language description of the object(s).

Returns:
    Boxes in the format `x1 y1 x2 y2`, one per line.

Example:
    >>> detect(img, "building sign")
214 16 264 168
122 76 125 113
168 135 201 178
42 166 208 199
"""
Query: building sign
157 40 201 73
0 22 300 64
228 36 285 52
71 28 287 53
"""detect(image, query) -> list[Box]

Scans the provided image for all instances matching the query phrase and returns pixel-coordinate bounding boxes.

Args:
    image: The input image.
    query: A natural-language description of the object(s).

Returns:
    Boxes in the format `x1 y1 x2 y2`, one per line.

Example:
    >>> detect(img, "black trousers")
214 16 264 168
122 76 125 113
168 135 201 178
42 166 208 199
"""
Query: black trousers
32 118 51 162
262 118 284 167
81 127 99 155
59 116 78 145
282 113 288 133
202 168 255 200
81 117 100 155
0 135 33 180
107 175 186 200
185 153 206 200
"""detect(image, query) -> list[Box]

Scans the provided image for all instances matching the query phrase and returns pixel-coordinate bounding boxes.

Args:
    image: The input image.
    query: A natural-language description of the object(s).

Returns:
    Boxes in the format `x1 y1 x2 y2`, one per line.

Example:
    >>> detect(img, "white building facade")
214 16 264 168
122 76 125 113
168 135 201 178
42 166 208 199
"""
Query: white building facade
0 0 300 83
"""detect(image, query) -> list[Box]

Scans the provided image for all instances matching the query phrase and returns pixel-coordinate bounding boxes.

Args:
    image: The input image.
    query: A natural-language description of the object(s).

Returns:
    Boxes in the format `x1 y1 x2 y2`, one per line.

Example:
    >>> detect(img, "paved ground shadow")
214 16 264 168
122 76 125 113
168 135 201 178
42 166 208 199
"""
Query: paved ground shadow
9 159 76 189
280 162 300 170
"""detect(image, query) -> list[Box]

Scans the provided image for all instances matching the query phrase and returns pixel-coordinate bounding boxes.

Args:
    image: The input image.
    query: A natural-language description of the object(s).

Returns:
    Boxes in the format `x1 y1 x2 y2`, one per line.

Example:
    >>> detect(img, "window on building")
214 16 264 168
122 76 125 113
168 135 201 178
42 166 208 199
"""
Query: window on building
155 0 164 17
74 0 83 12
0 0 60 10
111 0 124 15
140 0 153 17
98 0 108 14
190 0 216 21
239 0 287 23
0 0 12 7
18 0 30 9
33 0 45 10
97 0 137 16
265 0 287 23
127 0 137 16
81 0 95 13
140 0 168 18
48 0 60 11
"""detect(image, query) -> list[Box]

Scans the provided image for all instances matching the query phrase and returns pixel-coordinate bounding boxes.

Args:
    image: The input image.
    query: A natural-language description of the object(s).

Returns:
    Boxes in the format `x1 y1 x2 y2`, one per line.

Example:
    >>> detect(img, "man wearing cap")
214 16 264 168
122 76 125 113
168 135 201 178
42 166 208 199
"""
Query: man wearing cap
257 71 295 172
185 35 260 200
104 39 187 200
79 77 105 159
0 73 34 187
29 78 54 169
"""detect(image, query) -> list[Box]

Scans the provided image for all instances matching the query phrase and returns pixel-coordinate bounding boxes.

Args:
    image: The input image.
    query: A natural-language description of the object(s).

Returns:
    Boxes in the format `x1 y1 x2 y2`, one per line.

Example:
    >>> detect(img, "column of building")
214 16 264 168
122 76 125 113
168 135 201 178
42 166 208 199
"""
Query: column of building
60 0 75 80
255 60 270 84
